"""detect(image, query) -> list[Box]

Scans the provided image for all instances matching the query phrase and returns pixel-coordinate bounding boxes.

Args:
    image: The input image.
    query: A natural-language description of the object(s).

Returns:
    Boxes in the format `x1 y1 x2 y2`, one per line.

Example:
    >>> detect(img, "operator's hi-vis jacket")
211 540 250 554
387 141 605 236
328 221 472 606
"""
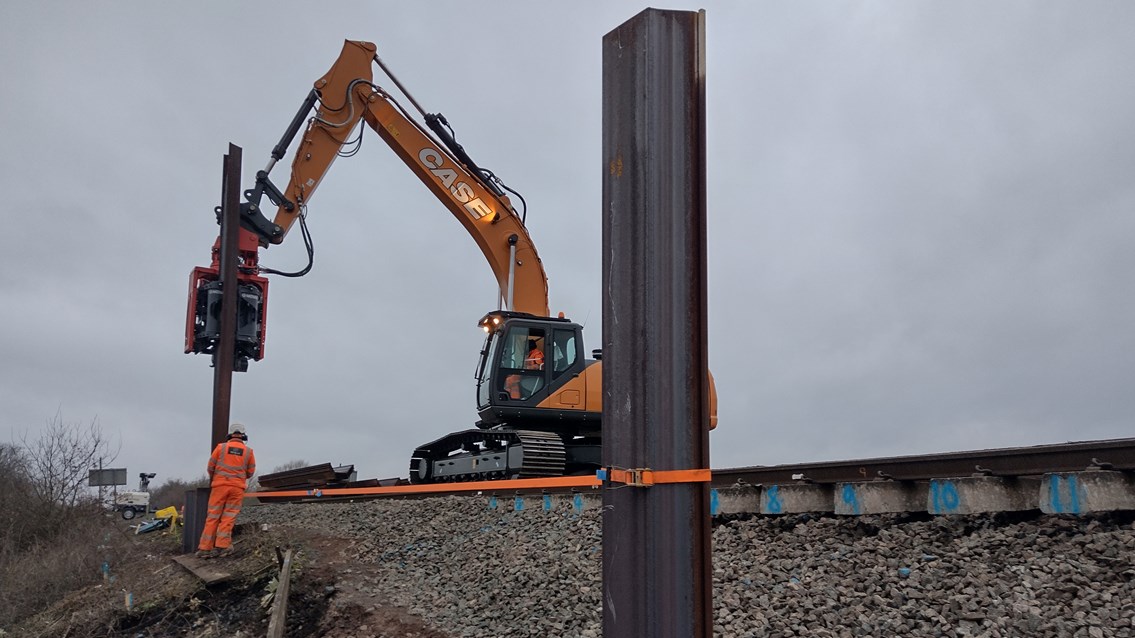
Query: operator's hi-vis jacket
208 438 256 488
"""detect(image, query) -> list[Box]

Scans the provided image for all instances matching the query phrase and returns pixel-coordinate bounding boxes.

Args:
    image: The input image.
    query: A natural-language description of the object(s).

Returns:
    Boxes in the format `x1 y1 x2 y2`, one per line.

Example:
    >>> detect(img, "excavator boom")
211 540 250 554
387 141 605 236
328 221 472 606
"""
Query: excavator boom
267 40 549 316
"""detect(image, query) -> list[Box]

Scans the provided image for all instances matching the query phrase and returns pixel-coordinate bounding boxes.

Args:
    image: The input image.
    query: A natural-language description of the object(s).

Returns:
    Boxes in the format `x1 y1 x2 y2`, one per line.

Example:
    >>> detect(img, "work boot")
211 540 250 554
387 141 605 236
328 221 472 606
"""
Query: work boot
216 547 234 558
194 549 215 559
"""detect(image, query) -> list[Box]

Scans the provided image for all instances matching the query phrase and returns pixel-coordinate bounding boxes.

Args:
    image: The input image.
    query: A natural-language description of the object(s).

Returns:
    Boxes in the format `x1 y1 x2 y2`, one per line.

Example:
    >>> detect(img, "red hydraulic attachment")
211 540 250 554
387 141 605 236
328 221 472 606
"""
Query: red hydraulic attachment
185 227 269 372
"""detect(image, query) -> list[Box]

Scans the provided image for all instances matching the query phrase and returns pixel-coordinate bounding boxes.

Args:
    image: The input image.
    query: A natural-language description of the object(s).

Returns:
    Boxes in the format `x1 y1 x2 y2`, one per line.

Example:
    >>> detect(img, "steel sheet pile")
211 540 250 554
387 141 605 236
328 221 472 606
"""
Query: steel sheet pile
241 498 1135 637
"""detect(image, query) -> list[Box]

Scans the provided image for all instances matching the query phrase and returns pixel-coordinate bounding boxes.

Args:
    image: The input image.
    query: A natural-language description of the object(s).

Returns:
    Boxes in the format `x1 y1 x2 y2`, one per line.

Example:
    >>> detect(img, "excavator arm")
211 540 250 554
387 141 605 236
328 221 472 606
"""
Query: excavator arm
248 40 549 317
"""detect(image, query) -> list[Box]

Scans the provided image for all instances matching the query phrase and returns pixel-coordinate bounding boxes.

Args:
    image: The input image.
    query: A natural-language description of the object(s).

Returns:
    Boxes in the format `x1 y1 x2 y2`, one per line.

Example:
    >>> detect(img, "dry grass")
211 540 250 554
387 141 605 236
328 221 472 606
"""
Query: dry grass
4 521 291 638
0 509 139 629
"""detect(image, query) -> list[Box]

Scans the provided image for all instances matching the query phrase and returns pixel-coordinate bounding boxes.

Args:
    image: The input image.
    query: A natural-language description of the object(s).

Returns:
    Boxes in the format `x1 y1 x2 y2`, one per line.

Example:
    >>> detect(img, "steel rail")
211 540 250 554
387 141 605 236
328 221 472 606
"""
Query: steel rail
244 438 1135 502
711 438 1135 487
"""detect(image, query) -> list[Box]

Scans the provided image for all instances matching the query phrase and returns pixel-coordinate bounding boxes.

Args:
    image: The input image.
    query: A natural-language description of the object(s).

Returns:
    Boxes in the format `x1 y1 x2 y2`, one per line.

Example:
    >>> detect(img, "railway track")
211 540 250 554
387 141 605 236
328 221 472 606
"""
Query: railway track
711 437 1135 486
238 440 1135 638
249 437 1135 507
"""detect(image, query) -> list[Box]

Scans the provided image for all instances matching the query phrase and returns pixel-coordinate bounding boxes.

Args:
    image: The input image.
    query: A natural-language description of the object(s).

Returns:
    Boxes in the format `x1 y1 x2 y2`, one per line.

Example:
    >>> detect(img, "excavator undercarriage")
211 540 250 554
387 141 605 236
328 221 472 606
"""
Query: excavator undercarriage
409 428 601 483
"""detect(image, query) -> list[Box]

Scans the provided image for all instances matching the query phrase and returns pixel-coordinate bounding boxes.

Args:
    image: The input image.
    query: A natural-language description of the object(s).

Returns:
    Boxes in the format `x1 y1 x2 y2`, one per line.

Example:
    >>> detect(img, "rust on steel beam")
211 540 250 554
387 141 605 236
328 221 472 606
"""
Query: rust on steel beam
602 9 711 638
211 144 242 449
257 463 341 489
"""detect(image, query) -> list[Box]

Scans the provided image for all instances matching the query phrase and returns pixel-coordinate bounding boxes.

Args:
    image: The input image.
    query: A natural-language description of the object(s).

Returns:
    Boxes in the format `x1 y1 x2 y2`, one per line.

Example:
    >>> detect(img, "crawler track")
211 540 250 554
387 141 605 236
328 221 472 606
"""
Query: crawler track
409 429 567 483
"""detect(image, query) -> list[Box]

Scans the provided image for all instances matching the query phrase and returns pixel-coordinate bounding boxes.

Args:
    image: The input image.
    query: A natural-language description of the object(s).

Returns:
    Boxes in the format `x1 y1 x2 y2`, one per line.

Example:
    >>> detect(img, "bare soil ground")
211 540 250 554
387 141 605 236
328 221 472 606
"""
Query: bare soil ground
4 521 452 638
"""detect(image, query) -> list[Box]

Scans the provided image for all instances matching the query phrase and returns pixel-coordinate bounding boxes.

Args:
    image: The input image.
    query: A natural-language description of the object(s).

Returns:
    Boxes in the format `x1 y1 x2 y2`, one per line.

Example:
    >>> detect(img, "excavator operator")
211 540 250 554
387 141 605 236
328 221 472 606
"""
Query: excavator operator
524 339 545 370
505 335 545 400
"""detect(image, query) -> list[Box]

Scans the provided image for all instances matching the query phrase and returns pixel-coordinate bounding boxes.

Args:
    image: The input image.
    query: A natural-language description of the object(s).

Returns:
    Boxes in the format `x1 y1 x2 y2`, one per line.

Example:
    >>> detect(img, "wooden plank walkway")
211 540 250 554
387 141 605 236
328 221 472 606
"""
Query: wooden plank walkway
171 554 234 585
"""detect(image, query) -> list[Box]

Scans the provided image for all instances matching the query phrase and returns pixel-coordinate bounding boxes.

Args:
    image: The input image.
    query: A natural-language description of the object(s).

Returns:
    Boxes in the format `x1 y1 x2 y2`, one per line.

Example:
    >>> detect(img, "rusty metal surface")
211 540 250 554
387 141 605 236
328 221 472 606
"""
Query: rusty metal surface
257 463 340 489
714 438 1135 486
602 9 711 638
211 144 242 449
181 486 211 554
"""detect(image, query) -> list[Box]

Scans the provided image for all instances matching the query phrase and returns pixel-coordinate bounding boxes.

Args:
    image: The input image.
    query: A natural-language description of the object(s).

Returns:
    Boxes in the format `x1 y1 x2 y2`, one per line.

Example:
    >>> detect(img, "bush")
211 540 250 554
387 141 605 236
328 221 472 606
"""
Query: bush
0 444 36 553
0 413 125 627
0 504 135 628
148 475 209 511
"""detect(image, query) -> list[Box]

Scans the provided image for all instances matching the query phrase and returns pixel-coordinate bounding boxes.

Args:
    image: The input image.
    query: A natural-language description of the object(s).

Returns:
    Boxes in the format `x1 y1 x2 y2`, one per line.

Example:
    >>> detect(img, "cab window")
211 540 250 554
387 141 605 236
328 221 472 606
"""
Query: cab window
500 327 545 400
476 331 500 408
552 329 577 379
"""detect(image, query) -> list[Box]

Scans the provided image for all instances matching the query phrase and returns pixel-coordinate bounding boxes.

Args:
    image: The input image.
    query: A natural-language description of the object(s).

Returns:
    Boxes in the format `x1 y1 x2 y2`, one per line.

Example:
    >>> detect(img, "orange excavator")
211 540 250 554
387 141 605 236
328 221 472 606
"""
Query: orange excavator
186 40 716 483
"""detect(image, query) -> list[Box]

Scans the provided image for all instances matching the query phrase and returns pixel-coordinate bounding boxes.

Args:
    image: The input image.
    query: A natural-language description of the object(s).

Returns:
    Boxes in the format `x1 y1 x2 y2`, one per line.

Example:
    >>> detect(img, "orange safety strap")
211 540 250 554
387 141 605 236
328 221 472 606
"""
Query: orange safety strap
603 467 711 487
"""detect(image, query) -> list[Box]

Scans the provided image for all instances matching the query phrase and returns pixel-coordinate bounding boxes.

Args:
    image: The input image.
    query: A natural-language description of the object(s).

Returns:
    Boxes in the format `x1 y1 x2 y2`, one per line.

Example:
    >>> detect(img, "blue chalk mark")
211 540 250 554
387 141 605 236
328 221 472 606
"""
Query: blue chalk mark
1048 475 1082 514
514 496 524 511
841 484 860 515
710 489 720 516
930 480 960 514
765 485 783 514
940 481 959 511
543 494 552 511
573 493 584 513
1048 475 1061 512
488 496 497 510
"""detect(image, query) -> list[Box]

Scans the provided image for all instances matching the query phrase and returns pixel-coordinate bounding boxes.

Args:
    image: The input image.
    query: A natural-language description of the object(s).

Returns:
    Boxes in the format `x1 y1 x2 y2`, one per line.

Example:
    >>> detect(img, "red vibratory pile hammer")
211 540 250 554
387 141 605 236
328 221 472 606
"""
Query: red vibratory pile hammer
184 225 269 372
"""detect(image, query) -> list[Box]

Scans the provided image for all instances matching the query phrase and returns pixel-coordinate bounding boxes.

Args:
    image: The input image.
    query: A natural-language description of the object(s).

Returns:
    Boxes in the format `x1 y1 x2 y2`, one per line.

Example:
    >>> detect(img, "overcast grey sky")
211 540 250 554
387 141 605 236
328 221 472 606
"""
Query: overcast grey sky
1 2 1132 487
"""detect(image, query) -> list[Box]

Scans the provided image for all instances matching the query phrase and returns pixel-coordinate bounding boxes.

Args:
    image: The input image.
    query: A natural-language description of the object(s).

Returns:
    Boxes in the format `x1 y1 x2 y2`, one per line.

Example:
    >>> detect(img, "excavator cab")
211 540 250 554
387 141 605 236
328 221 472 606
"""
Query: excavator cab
473 311 600 431
409 310 603 484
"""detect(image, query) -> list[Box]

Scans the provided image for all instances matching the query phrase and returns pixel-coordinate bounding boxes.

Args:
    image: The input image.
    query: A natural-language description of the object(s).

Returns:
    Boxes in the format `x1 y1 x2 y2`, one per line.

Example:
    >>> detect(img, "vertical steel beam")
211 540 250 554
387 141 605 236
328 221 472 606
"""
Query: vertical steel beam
602 9 711 638
181 487 211 554
211 144 242 449
187 144 242 553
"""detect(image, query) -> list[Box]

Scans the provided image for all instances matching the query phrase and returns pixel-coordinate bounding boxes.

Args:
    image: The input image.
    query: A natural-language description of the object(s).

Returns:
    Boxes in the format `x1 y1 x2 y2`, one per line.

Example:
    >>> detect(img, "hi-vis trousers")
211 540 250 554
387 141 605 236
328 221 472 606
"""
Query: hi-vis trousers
197 484 245 550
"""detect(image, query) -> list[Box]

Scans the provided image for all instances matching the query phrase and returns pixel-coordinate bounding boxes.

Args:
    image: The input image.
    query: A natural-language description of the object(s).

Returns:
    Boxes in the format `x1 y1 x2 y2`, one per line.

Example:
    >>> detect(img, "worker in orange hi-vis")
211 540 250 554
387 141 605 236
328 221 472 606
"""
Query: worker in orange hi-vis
196 422 256 559
524 339 545 370
506 339 545 399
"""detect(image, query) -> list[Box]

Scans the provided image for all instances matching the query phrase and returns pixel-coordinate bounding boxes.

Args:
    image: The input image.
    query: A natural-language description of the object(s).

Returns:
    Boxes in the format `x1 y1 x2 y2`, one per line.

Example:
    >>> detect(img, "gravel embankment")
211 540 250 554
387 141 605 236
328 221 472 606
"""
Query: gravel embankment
241 498 1135 637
